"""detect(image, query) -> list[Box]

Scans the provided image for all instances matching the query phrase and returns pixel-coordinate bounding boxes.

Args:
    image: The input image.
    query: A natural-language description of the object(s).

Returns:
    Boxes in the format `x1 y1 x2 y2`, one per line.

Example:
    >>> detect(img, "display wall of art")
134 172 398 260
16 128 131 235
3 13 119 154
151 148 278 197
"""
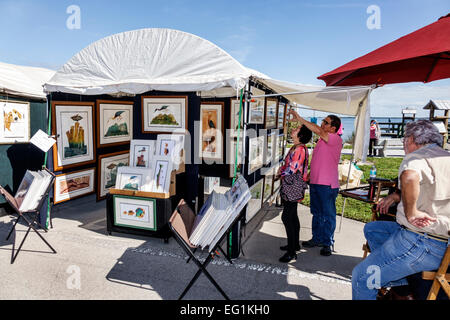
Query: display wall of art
97 151 130 201
278 102 286 130
113 195 156 231
0 100 30 144
54 168 95 204
245 179 264 223
265 98 278 129
230 99 244 136
51 102 96 171
129 139 155 168
248 135 264 175
199 102 224 161
96 100 133 148
141 96 188 134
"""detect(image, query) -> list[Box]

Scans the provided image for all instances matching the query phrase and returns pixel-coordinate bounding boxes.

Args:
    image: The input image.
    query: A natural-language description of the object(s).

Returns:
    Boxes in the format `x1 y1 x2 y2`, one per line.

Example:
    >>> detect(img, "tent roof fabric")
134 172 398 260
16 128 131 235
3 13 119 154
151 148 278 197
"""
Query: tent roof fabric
0 61 55 99
44 28 254 95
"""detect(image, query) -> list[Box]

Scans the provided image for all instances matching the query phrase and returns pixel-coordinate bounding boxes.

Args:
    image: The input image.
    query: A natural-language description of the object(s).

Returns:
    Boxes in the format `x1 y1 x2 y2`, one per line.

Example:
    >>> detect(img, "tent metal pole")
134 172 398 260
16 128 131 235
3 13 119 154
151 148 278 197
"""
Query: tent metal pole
250 85 374 99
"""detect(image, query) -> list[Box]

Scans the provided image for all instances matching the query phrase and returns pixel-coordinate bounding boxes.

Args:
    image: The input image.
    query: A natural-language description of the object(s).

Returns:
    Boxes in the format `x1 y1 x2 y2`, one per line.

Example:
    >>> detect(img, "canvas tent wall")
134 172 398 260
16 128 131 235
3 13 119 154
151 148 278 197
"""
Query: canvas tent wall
0 61 55 208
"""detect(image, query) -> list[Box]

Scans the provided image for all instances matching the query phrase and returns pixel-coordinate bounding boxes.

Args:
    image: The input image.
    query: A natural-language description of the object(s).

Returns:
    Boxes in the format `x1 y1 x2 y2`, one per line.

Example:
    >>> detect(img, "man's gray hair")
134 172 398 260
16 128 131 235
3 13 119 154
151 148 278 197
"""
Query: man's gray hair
404 120 443 146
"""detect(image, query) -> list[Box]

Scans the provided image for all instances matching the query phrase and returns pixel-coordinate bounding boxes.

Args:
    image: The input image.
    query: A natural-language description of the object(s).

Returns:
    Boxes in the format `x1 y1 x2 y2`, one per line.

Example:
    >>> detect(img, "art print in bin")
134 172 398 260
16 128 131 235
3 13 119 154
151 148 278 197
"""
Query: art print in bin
150 156 173 194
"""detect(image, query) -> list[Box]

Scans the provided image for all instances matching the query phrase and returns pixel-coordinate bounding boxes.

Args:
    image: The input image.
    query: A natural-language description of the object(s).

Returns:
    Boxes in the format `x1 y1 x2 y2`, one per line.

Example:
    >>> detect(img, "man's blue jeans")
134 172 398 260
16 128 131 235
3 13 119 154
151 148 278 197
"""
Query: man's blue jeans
309 184 339 247
352 221 447 300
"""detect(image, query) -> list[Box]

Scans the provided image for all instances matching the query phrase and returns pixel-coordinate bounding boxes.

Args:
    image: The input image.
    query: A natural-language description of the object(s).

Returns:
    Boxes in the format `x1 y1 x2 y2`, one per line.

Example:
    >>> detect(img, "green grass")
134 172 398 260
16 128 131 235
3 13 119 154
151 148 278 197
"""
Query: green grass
301 155 404 223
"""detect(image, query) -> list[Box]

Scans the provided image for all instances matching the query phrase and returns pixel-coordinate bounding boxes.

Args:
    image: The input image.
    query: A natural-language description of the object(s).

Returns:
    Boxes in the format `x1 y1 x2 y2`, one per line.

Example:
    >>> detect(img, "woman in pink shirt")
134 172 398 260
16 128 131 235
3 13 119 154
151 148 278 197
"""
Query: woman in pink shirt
287 110 342 256
369 120 381 156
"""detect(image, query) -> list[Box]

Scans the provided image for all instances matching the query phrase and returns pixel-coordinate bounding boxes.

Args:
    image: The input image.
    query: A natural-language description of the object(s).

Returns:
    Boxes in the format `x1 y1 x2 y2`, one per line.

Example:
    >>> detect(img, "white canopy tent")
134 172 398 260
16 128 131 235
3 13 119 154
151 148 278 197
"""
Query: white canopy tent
43 28 371 161
0 61 55 100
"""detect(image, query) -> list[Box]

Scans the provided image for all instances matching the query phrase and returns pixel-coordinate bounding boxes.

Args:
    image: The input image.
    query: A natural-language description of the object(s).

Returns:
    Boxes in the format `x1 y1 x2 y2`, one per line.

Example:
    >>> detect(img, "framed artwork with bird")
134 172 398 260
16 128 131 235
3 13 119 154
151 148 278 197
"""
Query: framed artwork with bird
199 102 224 161
96 100 134 148
141 96 188 134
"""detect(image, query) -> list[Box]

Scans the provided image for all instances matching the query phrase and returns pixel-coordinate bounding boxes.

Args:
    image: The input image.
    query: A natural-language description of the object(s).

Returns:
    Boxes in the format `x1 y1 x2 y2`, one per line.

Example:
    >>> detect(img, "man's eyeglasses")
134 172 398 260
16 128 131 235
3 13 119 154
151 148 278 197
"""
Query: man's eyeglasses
322 119 331 125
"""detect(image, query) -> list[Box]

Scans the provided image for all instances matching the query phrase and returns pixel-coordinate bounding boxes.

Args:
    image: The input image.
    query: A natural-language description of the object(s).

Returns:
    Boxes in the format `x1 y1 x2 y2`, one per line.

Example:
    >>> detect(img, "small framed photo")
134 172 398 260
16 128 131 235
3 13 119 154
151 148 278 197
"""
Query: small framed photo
265 131 276 165
141 96 188 134
248 99 264 124
245 179 264 223
276 134 285 161
97 151 130 201
113 195 157 231
156 134 185 168
129 139 155 168
54 168 95 204
272 163 281 193
150 156 174 193
229 99 244 137
265 98 278 129
278 102 286 129
199 102 224 161
248 135 264 175
52 101 96 171
0 100 30 144
263 168 274 203
96 100 133 148
115 166 152 192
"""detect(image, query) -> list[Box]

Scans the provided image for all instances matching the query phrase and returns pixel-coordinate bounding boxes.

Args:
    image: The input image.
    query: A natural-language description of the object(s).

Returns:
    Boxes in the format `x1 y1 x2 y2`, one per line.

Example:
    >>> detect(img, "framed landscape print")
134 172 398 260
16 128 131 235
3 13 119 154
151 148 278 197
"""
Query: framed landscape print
96 100 133 147
129 139 155 168
115 166 152 192
52 102 95 171
264 131 276 165
0 100 30 144
248 99 264 124
113 195 156 231
278 102 286 129
230 99 244 137
265 98 278 129
245 179 264 223
54 168 95 204
97 151 130 201
156 134 185 168
150 156 174 194
141 96 187 134
199 102 224 161
248 135 264 175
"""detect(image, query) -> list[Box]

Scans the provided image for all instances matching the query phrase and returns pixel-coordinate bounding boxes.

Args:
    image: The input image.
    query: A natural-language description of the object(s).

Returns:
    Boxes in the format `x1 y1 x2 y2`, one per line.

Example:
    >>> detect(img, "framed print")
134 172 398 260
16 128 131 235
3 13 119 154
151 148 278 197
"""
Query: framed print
97 151 130 201
113 195 156 231
245 179 264 223
265 98 278 129
96 100 133 147
141 96 187 134
265 131 276 165
276 134 285 161
54 168 95 204
115 166 152 192
263 168 274 202
1 100 30 144
150 156 174 193
230 99 244 136
52 101 95 171
228 139 243 178
249 87 265 124
156 134 185 168
272 163 281 193
278 102 287 129
199 102 224 161
129 139 155 168
248 135 264 175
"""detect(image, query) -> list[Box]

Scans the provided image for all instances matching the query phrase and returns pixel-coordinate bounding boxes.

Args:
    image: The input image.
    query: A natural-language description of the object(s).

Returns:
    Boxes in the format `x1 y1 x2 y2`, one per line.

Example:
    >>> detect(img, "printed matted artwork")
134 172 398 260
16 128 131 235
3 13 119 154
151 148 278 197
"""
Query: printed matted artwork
97 151 130 201
248 135 264 175
230 99 244 137
97 100 133 147
54 168 95 204
52 102 95 171
156 134 185 168
265 131 276 165
245 179 264 223
113 195 157 231
1 100 30 144
130 139 155 168
141 96 188 133
115 166 152 192
263 168 275 203
151 156 173 193
249 87 265 124
199 102 223 161
265 98 278 129
277 134 285 161
278 102 286 129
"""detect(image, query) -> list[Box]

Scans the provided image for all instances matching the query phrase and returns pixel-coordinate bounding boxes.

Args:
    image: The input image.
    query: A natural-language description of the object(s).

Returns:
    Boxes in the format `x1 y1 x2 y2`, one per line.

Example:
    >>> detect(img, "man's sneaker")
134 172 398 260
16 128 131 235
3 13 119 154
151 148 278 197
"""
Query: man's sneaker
320 246 332 256
302 239 323 248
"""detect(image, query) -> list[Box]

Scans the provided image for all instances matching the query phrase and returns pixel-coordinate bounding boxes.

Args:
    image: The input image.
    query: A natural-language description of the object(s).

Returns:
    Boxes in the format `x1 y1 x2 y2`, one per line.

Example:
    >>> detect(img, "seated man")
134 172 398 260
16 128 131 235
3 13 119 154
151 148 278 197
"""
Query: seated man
352 120 450 300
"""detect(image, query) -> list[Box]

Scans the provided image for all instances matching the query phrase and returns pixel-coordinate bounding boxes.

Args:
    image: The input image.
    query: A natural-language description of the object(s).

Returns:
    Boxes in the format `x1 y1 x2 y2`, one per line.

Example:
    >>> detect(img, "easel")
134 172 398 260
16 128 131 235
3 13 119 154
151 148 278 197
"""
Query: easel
0 167 57 264
168 199 244 300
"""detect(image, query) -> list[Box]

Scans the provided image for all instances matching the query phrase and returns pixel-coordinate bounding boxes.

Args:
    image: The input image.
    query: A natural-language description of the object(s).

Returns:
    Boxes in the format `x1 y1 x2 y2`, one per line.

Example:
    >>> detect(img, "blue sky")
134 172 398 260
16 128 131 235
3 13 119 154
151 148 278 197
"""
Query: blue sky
1 0 449 117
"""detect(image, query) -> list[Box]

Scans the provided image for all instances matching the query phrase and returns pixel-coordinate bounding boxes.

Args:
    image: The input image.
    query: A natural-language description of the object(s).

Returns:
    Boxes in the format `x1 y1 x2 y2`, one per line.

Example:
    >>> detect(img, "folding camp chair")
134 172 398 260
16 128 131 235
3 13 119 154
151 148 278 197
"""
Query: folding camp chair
168 199 242 300
0 167 57 264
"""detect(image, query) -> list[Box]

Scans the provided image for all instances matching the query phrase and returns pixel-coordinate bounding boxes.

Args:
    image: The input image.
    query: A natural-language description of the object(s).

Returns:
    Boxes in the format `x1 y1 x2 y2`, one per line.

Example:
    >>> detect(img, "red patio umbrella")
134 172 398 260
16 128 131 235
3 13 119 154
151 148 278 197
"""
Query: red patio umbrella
318 13 450 86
